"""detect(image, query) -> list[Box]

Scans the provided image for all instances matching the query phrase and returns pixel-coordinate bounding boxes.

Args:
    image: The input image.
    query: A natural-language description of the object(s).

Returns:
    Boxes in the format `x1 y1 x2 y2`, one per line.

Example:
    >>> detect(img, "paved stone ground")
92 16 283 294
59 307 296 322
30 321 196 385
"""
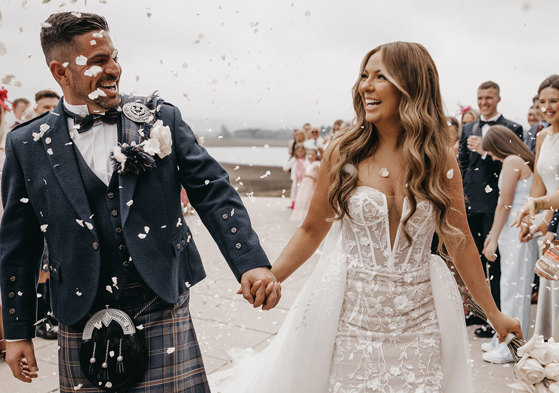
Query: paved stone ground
0 196 526 392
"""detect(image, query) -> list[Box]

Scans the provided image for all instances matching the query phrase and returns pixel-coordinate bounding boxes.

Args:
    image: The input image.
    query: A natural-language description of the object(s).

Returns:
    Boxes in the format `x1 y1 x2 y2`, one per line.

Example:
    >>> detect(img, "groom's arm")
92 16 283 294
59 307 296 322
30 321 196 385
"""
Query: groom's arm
167 104 280 309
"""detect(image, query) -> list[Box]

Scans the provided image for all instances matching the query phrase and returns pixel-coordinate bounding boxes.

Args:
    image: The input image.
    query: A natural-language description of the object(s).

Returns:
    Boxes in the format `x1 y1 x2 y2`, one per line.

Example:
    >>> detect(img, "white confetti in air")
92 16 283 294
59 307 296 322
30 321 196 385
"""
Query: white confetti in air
90 40 96 45
447 169 454 179
0 42 7 56
126 200 134 207
17 291 23 296
167 347 175 354
231 209 235 216
40 224 48 232
92 30 104 38
185 281 191 288
204 180 210 185
85 222 93 230
71 11 82 18
62 62 69 68
84 65 102 77
20 197 29 203
484 185 493 193
45 137 52 144
259 170 271 179
88 88 107 100
177 218 183 227
112 276 118 285
144 226 150 234
1 74 15 84
136 324 144 330
138 233 147 239
109 351 115 358
76 219 84 227
105 285 113 294
73 383 83 390
47 148 53 155
41 22 52 29
75 55 87 65
76 290 82 296
161 225 167 228
32 123 50 141
105 382 112 389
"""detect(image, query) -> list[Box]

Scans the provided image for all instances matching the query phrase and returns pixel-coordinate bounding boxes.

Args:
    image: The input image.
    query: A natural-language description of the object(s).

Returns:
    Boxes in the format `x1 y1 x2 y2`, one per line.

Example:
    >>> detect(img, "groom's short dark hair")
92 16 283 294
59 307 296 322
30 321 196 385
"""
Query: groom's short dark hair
40 12 109 64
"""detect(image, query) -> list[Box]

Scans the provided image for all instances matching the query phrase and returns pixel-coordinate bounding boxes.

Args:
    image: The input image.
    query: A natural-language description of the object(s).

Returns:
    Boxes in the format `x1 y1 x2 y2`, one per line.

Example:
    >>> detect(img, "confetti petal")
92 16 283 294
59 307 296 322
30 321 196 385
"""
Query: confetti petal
447 169 454 179
485 185 493 193
138 233 147 239
20 197 29 203
75 55 87 65
166 347 175 354
40 224 48 232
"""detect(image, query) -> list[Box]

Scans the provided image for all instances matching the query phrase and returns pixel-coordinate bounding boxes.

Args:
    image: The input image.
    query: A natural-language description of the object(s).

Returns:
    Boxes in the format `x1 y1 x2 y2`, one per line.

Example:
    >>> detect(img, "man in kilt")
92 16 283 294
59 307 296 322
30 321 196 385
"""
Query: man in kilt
0 12 281 392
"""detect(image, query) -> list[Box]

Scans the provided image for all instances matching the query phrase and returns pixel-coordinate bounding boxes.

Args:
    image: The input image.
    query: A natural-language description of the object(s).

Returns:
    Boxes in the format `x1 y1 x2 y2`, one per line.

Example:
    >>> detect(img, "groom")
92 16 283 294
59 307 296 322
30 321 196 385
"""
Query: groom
0 12 280 391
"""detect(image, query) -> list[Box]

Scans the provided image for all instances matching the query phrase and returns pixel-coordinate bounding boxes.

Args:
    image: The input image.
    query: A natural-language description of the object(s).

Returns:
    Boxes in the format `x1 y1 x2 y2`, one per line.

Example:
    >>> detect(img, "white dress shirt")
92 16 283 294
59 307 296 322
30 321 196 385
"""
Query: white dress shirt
480 112 501 137
64 99 119 185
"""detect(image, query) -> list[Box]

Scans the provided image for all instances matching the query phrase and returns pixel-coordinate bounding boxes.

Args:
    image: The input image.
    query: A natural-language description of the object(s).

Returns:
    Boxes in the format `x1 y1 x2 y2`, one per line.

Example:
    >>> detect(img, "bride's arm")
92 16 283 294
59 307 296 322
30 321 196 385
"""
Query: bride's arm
272 148 337 282
442 151 523 340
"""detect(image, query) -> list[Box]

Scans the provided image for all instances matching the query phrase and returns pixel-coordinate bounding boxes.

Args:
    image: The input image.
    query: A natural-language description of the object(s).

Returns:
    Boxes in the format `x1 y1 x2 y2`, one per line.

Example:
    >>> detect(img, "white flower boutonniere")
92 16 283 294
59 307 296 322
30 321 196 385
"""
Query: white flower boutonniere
149 120 172 158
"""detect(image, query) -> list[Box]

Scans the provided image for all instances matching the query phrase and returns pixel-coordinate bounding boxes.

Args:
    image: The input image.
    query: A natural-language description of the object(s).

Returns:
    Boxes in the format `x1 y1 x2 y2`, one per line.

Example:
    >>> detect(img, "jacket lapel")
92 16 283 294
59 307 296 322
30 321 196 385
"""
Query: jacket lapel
41 100 95 227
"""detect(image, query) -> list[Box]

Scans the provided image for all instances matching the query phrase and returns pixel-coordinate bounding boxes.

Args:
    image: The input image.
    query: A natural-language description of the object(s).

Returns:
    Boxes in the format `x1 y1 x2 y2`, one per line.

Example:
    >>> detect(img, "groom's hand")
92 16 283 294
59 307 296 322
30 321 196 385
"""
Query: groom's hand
240 267 281 310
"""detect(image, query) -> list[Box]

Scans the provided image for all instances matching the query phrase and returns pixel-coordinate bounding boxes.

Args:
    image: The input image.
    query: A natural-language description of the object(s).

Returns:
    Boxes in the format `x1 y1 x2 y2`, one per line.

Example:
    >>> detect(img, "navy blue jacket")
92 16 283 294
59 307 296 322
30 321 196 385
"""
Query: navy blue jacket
458 115 524 214
0 98 270 339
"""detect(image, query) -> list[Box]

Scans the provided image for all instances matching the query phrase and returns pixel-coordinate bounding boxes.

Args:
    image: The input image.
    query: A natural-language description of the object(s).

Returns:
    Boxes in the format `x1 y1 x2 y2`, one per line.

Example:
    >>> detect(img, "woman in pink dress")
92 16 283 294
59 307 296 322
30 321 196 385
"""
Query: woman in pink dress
283 143 307 209
290 147 320 222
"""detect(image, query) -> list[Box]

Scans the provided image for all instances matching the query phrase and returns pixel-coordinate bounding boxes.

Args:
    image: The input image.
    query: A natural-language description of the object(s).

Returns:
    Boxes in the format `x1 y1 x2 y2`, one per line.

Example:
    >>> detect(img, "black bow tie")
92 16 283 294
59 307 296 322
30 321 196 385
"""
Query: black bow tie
479 120 497 128
63 106 119 133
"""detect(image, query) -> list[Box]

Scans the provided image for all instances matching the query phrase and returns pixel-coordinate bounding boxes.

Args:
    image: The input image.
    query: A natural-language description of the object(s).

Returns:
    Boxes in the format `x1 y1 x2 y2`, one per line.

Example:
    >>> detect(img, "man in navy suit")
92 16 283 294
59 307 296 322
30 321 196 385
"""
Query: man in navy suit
458 81 523 339
0 12 280 391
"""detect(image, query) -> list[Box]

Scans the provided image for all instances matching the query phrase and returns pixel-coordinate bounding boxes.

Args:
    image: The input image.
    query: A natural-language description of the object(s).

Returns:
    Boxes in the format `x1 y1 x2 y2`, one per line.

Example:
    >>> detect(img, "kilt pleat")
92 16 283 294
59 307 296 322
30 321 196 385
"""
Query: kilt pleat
58 285 210 393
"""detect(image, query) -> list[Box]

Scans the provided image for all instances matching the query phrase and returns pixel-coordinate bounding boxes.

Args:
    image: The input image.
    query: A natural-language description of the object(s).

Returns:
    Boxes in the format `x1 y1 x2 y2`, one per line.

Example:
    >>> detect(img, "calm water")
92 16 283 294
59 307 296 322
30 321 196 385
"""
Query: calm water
205 146 287 167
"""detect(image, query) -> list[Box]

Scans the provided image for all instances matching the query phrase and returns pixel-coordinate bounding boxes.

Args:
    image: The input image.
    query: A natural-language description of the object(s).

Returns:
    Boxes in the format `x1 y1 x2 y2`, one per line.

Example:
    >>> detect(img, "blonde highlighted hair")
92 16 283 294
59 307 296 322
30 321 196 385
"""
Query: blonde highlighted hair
328 42 463 253
481 125 535 171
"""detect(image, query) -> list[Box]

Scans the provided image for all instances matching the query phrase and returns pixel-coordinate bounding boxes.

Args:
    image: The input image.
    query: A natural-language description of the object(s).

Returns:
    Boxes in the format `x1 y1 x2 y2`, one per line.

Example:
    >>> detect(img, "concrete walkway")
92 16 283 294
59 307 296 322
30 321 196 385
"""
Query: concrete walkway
1 196 522 392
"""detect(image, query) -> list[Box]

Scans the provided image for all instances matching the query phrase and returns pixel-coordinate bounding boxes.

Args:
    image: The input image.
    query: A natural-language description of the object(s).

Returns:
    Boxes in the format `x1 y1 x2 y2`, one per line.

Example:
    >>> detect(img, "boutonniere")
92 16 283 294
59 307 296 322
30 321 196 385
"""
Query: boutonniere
111 96 173 175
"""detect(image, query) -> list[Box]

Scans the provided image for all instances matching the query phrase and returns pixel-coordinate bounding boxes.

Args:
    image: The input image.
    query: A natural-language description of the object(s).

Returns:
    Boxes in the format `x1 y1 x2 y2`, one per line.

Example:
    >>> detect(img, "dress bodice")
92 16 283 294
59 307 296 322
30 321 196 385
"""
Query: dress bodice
341 186 436 273
537 131 559 194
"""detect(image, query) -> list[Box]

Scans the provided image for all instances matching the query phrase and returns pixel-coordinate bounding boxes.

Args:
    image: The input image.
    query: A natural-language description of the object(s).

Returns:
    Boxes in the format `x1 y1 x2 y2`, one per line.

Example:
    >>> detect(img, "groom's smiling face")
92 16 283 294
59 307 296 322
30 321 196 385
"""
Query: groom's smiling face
62 30 122 112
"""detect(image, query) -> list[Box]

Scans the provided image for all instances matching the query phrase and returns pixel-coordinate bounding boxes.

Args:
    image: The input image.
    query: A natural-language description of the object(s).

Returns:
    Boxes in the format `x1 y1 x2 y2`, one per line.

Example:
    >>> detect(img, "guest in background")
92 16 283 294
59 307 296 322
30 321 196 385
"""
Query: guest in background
525 75 558 154
304 126 324 150
284 143 307 210
34 89 60 115
290 147 320 223
9 97 30 129
323 119 344 148
520 75 559 341
447 116 460 156
528 104 540 128
480 125 538 363
460 105 480 131
302 122 312 139
0 87 10 359
458 80 524 337
288 129 306 157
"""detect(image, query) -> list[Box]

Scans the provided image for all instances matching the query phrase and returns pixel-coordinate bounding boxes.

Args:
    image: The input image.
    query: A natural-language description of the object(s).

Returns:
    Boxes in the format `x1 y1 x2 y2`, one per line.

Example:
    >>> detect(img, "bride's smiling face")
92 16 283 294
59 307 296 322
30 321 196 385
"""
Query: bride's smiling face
358 51 401 127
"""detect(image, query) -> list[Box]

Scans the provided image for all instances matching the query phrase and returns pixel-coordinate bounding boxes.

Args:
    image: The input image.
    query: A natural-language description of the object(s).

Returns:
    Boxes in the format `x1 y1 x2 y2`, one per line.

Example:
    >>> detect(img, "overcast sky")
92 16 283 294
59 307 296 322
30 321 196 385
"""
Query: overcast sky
0 0 557 133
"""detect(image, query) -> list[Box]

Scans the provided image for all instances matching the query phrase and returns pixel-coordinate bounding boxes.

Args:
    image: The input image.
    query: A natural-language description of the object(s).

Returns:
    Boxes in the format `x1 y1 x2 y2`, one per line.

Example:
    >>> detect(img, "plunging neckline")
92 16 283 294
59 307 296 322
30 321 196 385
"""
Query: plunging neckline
355 185 407 256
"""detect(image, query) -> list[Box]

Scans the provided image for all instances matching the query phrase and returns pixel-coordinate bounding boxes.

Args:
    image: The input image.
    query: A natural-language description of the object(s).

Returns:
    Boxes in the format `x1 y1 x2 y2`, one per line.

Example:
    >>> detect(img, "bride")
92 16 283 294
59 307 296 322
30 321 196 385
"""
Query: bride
211 41 522 393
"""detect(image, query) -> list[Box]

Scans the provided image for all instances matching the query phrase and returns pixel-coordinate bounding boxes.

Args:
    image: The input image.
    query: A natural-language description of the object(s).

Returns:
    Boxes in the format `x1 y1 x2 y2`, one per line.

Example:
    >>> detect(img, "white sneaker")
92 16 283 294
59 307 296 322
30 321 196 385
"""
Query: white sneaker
481 342 494 352
482 349 514 364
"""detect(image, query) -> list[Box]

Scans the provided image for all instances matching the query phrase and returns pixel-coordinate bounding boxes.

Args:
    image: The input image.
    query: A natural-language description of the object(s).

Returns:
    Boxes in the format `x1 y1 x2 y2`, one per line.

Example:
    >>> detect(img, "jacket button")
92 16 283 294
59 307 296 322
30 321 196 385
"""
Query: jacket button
181 239 186 246
119 244 126 251
107 192 115 199
115 227 122 233
8 292 15 299
92 242 99 250
235 243 242 250
222 214 228 220
9 308 15 315
9 275 16 282
111 210 119 217
176 243 181 250
231 227 237 234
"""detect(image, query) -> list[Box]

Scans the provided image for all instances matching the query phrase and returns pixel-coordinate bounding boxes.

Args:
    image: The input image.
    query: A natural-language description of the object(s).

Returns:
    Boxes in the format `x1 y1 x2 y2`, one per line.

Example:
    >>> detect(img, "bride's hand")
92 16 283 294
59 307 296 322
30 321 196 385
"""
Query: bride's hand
489 311 523 343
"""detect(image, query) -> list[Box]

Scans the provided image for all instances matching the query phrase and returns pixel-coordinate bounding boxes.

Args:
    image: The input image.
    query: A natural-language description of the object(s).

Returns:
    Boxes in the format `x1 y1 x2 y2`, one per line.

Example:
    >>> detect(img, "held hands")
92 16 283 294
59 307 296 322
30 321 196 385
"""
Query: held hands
238 267 282 311
6 340 39 383
488 311 524 343
467 136 485 155
482 237 498 262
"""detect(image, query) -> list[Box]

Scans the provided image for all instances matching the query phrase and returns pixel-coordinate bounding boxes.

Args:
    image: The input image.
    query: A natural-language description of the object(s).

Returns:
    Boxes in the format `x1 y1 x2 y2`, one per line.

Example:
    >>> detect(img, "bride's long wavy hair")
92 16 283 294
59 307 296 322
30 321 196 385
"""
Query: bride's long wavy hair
328 42 464 253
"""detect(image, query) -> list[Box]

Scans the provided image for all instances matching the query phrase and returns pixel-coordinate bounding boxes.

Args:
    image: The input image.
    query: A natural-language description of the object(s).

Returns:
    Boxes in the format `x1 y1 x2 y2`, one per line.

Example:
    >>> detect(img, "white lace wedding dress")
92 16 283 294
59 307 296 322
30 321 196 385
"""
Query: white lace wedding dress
211 186 471 393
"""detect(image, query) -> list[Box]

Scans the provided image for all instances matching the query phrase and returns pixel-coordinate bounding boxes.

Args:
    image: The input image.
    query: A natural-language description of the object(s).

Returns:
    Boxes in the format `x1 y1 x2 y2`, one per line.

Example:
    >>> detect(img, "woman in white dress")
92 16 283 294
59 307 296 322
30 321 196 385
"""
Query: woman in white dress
480 125 538 363
520 75 559 340
212 42 521 393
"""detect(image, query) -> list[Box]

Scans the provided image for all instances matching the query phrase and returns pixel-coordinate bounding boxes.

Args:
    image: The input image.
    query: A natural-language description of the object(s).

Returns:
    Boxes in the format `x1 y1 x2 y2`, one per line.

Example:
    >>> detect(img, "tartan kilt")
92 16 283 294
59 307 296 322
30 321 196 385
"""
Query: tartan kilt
58 284 210 392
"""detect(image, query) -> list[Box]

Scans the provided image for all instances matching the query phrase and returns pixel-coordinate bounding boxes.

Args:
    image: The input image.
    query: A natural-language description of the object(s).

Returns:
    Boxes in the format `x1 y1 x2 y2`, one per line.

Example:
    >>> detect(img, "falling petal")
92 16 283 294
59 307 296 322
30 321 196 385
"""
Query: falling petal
176 218 182 227
144 226 150 234
167 347 175 354
71 11 82 18
47 148 53 155
73 384 83 390
126 199 134 206
204 180 210 185
185 281 191 288
20 197 29 203
92 30 104 38
75 55 87 65
138 233 147 239
84 65 102 77
76 219 84 227
105 285 113 293
485 185 493 193
76 290 82 296
447 169 454 179
40 224 48 232
85 222 93 230
90 40 96 45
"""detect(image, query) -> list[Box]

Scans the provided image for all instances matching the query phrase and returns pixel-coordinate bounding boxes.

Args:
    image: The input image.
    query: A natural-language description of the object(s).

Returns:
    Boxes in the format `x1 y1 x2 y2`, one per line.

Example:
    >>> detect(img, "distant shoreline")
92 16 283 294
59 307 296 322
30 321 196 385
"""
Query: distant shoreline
201 138 290 148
